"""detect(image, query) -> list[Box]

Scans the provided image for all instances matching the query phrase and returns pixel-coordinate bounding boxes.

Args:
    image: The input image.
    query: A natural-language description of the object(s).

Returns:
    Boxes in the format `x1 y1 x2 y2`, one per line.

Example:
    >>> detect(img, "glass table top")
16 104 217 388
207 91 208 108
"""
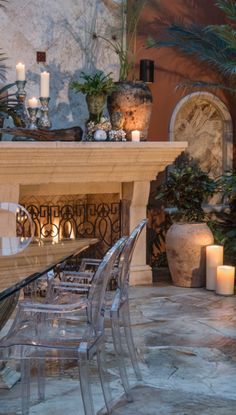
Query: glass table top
0 237 98 301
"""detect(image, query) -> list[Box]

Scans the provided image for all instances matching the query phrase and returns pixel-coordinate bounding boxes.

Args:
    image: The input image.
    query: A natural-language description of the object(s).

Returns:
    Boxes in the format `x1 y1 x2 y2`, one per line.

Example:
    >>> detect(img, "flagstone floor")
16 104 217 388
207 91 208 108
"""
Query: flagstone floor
1 273 236 414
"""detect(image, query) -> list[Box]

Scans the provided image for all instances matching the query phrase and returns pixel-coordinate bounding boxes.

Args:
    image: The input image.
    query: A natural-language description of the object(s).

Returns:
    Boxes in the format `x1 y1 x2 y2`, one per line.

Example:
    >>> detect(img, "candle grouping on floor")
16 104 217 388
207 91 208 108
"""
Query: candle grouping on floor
206 245 235 295
15 63 50 102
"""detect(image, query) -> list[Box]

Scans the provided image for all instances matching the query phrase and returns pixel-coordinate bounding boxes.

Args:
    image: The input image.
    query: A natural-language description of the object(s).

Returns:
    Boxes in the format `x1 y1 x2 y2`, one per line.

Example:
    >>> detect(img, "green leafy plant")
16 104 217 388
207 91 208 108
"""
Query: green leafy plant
0 83 17 118
156 156 217 223
148 0 236 93
208 171 236 266
70 71 116 96
0 0 8 81
93 0 147 81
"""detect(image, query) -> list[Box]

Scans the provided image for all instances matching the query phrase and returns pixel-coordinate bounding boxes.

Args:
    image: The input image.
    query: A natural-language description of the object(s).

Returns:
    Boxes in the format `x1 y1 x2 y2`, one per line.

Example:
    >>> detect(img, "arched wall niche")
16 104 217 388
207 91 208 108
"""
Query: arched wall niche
169 92 233 177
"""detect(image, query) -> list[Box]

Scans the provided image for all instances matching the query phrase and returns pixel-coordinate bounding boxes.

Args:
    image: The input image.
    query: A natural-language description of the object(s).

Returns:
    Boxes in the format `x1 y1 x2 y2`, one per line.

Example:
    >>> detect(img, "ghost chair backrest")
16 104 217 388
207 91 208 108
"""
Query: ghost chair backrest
0 202 35 257
87 236 127 335
118 219 148 298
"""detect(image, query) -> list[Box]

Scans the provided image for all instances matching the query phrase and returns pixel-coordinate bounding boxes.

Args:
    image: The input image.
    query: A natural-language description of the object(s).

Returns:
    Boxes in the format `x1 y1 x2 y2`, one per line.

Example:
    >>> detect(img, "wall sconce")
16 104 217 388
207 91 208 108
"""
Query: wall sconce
139 59 154 83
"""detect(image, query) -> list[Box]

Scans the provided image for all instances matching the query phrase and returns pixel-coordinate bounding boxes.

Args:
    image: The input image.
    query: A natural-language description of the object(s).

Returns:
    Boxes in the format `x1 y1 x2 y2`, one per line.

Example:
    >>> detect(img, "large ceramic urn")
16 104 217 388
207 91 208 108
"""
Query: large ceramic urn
166 223 214 288
107 81 153 141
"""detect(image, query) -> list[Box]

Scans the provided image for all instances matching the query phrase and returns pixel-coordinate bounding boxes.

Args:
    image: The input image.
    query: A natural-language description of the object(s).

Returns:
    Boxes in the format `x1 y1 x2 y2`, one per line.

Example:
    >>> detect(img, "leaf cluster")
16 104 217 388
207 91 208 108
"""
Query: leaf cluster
0 1 8 81
148 0 236 92
208 170 236 266
94 0 147 81
0 83 17 118
70 71 116 96
156 158 217 223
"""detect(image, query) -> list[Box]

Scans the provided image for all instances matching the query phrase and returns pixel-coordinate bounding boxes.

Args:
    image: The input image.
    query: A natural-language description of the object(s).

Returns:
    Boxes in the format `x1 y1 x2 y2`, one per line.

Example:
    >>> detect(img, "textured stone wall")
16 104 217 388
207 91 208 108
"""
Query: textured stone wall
0 0 120 130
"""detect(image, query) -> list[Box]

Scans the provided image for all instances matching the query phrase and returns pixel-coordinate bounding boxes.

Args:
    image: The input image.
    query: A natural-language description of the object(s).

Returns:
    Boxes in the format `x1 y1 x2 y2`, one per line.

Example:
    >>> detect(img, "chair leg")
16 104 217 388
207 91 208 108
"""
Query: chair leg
121 300 142 381
37 355 45 402
96 340 113 414
111 310 133 402
21 353 30 415
78 350 95 415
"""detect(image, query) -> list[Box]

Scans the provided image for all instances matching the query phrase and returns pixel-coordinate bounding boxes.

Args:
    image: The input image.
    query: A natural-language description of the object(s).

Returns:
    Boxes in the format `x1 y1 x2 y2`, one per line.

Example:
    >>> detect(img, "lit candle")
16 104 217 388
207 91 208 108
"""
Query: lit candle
40 71 50 97
216 265 235 296
206 245 223 290
28 97 38 108
131 130 140 142
16 62 25 81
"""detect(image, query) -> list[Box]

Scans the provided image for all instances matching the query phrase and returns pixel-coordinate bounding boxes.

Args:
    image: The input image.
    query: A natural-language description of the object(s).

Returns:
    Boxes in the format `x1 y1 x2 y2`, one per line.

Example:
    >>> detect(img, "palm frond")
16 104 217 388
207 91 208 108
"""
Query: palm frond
0 0 7 8
206 25 236 50
151 23 236 80
0 51 7 82
215 0 236 22
176 79 236 94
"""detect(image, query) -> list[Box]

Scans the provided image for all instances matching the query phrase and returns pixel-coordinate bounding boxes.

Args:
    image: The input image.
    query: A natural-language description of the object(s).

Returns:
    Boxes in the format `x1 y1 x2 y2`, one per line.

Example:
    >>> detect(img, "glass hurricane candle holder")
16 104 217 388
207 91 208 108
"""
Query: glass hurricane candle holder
27 107 38 130
38 97 51 129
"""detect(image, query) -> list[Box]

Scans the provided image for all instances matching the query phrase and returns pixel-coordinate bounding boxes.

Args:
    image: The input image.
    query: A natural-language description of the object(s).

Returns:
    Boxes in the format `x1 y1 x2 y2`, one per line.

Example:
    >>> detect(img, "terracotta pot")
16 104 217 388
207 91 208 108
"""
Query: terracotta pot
166 223 214 288
107 81 153 140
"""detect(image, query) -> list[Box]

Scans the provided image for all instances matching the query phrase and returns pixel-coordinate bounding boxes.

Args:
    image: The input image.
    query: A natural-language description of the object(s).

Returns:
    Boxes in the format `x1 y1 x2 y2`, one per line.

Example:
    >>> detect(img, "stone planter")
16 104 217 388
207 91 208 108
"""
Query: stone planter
166 222 214 287
107 81 153 141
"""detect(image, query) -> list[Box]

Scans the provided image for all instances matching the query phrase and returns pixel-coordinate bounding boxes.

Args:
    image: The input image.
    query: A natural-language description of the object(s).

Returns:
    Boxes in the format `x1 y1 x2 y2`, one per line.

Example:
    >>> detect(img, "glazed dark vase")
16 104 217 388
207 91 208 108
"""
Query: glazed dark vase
107 81 153 141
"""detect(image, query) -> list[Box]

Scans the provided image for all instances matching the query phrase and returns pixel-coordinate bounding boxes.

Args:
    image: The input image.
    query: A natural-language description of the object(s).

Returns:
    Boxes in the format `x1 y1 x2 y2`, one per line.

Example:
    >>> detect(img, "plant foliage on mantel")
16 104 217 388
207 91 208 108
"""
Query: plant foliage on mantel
70 71 116 96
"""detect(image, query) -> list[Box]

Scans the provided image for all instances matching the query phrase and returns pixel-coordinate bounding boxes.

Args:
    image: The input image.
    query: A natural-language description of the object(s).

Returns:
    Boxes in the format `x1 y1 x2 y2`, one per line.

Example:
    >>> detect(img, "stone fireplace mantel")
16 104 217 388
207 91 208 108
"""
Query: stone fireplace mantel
0 141 187 285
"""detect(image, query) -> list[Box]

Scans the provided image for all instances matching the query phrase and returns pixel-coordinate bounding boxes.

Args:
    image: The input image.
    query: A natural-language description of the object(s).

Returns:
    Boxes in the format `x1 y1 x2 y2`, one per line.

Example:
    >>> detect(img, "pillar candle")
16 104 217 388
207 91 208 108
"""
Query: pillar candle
40 71 50 97
16 63 25 81
206 245 223 290
216 265 235 296
28 97 38 108
131 130 140 142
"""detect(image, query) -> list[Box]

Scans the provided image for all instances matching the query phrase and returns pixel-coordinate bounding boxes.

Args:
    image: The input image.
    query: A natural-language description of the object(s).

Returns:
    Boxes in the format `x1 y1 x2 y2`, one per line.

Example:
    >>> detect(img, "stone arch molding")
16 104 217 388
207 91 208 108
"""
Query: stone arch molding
169 91 233 176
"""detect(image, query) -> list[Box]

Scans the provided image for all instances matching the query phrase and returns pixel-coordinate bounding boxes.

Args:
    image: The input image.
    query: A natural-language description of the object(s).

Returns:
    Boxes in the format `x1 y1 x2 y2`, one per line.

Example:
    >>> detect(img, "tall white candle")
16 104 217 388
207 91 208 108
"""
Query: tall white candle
28 97 38 108
40 71 50 97
16 63 25 81
131 130 140 142
216 265 235 296
206 245 223 290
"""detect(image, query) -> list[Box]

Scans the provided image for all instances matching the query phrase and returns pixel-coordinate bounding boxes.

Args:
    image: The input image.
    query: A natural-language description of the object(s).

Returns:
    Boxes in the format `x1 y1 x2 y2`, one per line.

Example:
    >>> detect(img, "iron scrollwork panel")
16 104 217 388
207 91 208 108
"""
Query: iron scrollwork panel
18 201 122 257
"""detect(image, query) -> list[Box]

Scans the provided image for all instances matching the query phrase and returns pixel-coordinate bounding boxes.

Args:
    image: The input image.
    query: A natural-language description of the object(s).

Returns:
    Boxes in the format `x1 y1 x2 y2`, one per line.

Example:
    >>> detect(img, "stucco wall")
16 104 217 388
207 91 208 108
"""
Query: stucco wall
137 0 234 145
0 0 120 130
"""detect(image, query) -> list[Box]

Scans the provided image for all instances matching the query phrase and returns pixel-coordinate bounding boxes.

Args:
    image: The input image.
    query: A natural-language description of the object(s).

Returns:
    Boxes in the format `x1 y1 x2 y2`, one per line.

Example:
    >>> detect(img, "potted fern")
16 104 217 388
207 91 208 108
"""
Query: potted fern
156 157 217 287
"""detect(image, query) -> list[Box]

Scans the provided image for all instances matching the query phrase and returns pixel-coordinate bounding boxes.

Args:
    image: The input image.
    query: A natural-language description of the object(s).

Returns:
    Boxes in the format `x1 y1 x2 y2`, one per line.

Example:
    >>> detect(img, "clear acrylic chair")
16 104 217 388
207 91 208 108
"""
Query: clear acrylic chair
0 236 126 415
110 219 147 398
0 202 35 329
45 219 147 401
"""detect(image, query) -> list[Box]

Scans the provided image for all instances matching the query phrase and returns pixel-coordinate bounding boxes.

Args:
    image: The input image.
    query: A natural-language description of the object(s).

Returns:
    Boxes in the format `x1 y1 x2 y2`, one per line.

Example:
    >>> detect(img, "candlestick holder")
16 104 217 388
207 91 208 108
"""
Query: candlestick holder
38 97 51 129
27 107 38 130
15 80 29 127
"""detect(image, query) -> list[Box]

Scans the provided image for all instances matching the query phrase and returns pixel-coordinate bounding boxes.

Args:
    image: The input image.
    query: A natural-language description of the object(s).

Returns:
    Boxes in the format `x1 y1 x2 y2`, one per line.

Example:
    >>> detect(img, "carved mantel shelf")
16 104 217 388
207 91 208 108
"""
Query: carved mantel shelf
0 141 188 285
0 141 187 184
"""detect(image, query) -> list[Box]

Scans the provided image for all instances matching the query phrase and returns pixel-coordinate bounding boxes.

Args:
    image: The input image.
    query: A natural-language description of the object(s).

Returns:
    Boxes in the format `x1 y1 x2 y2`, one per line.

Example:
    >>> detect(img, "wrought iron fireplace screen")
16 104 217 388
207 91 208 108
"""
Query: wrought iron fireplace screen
17 201 122 258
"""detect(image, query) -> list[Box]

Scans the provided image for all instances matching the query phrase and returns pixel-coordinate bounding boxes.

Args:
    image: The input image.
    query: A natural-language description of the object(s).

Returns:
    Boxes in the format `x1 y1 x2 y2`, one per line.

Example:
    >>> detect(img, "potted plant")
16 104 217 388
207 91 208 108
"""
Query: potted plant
208 171 236 267
156 156 217 287
93 0 153 140
70 71 116 123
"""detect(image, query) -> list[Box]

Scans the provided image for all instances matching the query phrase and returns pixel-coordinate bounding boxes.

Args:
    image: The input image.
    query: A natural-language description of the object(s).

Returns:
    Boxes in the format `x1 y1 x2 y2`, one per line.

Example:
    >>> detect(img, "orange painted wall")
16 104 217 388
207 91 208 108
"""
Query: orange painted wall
134 0 236 163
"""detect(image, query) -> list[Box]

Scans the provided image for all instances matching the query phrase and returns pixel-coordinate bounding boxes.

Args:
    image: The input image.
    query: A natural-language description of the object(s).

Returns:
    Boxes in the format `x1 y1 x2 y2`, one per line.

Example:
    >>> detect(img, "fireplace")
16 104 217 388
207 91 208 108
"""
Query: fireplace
0 141 187 284
19 194 122 258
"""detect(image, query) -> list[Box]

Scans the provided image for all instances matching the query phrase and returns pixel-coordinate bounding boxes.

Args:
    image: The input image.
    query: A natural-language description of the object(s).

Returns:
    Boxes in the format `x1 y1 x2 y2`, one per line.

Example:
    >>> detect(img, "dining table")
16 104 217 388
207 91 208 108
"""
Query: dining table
0 237 98 330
